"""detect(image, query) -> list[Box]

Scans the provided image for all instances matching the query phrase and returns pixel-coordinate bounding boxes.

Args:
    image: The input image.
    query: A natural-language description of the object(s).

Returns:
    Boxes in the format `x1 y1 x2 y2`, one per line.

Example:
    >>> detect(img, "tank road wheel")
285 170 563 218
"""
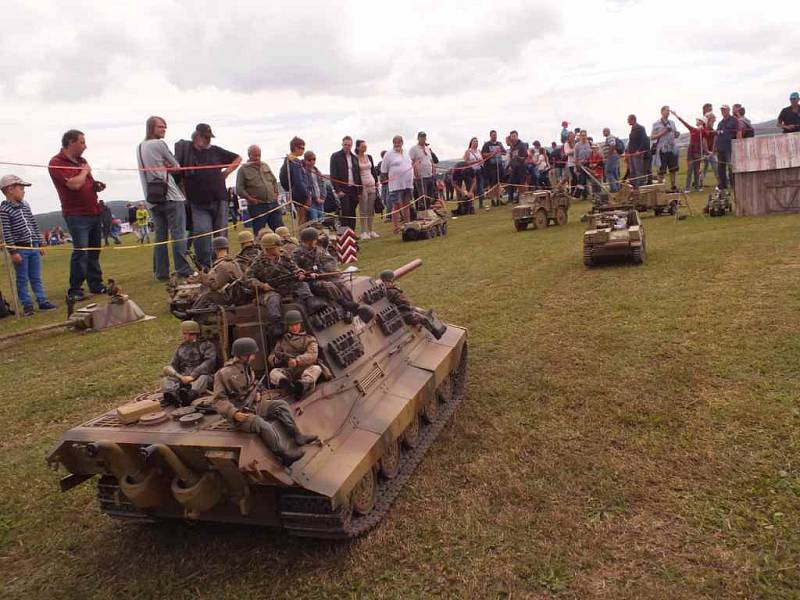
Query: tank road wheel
350 468 378 516
583 244 594 267
533 209 548 230
422 393 438 423
555 207 568 226
514 220 528 232
401 413 421 449
402 229 417 242
631 243 645 265
379 438 401 479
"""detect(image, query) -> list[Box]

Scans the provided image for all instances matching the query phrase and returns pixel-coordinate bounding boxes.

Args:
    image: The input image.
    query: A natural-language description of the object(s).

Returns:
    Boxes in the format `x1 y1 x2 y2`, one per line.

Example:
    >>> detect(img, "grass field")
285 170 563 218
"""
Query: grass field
1 190 799 599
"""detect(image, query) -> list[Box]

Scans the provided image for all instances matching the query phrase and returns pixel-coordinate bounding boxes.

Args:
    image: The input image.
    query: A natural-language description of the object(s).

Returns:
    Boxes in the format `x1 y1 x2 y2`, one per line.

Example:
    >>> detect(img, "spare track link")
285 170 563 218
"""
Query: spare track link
279 344 468 539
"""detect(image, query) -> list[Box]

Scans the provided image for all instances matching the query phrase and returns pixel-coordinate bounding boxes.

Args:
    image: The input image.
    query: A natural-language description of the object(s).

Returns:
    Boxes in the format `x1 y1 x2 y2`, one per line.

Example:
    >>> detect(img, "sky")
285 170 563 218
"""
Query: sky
1 0 798 214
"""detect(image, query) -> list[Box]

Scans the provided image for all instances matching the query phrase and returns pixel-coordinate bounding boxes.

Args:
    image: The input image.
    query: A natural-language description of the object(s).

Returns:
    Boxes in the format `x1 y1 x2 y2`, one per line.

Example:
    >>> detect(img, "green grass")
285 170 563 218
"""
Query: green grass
2 189 800 599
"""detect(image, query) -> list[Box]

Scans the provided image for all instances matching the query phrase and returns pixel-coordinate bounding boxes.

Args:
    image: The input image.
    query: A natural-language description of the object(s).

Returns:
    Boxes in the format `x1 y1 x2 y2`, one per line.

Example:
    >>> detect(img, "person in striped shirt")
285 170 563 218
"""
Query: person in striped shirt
0 175 56 316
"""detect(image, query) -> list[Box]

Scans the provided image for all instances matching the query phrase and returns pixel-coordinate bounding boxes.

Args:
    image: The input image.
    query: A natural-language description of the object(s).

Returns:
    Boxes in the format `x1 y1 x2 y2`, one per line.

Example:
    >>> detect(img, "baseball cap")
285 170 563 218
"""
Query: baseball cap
195 123 215 138
0 174 32 190
561 121 569 127
791 92 800 100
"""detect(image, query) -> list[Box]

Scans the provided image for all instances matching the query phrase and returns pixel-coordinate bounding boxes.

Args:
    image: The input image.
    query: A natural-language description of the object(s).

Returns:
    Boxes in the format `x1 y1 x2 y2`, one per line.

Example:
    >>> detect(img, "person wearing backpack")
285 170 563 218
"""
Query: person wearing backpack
602 128 622 193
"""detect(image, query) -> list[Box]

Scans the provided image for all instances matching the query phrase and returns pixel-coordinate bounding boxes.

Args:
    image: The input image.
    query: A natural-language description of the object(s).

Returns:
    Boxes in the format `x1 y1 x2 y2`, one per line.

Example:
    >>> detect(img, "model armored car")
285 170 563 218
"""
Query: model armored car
47 259 467 539
583 207 646 266
402 209 448 241
512 188 570 231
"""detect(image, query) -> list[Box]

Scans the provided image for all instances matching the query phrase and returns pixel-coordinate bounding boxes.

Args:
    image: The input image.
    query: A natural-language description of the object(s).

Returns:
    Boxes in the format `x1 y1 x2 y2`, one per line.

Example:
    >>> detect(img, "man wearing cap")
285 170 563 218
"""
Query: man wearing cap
48 129 107 301
778 92 800 134
234 229 260 268
408 132 439 210
235 144 284 236
161 320 217 406
714 105 740 190
268 310 329 399
0 175 57 316
213 337 317 466
175 123 241 269
193 236 244 309
329 136 361 229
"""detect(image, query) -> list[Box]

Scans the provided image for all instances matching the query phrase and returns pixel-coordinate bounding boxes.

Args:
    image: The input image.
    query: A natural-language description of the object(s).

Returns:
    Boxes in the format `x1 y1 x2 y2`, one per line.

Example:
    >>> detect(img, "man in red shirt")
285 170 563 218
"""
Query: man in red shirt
671 110 706 192
48 129 106 300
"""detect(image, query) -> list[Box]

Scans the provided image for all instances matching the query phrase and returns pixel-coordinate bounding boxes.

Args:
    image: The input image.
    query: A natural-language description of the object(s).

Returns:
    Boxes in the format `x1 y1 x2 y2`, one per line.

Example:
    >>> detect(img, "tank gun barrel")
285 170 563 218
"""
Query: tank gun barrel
392 259 423 280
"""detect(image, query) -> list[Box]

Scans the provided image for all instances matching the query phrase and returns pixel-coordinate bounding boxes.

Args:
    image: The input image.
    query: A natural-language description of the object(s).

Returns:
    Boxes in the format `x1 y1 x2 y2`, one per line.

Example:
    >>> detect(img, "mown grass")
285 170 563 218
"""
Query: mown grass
1 188 799 599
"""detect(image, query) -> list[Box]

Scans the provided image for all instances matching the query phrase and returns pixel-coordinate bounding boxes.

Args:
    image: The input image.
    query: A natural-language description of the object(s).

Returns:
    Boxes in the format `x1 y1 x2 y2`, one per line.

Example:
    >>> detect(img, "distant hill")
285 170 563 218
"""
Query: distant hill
34 200 132 231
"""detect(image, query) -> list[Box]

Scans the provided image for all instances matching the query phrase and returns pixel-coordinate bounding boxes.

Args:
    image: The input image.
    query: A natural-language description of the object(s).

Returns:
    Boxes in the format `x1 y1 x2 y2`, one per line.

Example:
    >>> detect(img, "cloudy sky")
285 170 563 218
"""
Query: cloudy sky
1 0 797 214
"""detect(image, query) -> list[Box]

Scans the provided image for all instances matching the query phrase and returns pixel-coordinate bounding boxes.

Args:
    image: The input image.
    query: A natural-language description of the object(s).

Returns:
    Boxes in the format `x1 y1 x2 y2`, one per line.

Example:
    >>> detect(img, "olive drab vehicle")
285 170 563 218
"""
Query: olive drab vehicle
401 209 448 241
46 259 468 539
512 188 571 231
600 182 685 217
583 207 646 266
705 188 732 217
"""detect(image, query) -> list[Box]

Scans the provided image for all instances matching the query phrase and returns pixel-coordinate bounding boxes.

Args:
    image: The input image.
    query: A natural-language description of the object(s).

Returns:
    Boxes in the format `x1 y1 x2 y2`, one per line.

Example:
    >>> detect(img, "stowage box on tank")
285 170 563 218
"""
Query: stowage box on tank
47 259 468 539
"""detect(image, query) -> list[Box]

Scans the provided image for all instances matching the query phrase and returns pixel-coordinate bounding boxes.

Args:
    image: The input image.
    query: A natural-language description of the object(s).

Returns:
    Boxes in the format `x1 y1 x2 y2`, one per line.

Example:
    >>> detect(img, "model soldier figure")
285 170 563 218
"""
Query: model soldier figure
275 226 298 256
293 227 375 323
193 236 243 308
269 310 329 399
235 229 260 268
246 233 327 338
380 270 447 339
212 337 318 466
162 320 218 406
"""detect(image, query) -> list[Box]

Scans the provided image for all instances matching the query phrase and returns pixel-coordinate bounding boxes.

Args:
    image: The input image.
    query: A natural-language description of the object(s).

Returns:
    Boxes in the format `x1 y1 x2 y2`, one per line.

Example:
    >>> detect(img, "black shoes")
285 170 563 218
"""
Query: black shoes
294 432 319 446
281 447 306 466
38 301 57 311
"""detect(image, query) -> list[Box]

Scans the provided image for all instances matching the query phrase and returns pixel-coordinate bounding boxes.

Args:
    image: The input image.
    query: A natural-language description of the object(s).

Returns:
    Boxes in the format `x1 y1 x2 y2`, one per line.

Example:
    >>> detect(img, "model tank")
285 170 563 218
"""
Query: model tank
512 188 570 231
583 207 646 266
46 259 467 539
401 209 448 241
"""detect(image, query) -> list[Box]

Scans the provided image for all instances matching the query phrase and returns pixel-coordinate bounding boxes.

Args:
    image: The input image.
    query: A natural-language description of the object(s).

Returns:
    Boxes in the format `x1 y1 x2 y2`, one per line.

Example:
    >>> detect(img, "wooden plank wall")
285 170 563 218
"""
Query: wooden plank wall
732 133 800 173
734 167 800 216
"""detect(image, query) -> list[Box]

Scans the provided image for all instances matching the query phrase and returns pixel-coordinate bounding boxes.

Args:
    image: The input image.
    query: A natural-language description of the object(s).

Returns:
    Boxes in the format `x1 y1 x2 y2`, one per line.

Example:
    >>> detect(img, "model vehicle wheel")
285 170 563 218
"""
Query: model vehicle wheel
583 245 594 267
514 220 528 231
533 209 548 230
351 467 377 515
401 413 421 449
379 438 401 479
669 200 678 215
403 229 417 241
631 245 644 264
422 393 438 423
555 207 568 226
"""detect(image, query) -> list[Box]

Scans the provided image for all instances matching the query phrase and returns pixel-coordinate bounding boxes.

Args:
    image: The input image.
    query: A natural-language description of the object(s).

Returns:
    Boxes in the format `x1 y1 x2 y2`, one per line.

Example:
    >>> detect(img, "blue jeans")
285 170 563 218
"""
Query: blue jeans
65 215 103 295
190 202 227 268
381 183 392 216
248 201 284 235
308 202 324 221
151 201 191 279
14 248 48 308
605 155 620 192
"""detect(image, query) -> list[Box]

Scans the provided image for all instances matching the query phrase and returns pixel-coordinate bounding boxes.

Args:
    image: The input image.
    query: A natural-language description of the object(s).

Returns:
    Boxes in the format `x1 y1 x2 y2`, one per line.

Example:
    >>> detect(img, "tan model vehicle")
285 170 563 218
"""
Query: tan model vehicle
46 260 467 539
583 207 646 266
401 209 448 241
602 182 684 217
512 189 571 231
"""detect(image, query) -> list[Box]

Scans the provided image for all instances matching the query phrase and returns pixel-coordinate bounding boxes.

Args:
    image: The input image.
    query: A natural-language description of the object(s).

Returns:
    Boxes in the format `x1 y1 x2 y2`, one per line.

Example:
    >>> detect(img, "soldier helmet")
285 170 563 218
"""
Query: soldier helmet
284 310 303 325
180 320 201 334
275 226 290 238
231 337 259 357
212 236 229 250
237 229 254 244
256 227 273 240
379 270 396 282
260 233 281 249
300 227 319 243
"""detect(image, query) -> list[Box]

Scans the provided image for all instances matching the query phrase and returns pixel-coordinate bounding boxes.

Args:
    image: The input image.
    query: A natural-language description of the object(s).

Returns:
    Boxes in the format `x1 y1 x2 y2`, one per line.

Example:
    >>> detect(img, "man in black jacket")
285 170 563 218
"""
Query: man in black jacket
626 115 648 188
329 136 361 230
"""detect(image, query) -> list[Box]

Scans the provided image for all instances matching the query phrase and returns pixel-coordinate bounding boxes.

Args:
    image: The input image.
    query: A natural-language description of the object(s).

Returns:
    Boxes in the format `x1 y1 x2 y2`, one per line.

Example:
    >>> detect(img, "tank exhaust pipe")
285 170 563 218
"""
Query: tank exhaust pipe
145 444 223 519
85 442 166 508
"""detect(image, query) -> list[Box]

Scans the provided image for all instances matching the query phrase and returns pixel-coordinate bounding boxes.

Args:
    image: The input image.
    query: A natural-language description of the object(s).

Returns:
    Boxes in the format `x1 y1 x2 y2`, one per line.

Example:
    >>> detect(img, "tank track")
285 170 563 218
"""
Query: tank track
279 343 468 539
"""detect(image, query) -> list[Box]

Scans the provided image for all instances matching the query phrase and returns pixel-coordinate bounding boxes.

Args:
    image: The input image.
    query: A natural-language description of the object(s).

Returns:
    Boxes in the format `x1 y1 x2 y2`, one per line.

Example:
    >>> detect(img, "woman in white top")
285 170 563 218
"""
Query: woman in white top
380 135 413 233
463 137 485 208
355 140 379 239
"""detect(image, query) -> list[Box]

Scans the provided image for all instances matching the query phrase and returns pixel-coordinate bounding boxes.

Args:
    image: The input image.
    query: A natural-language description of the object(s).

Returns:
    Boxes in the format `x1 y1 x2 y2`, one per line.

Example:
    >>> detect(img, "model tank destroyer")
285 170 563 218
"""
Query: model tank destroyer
583 207 646 266
46 259 467 539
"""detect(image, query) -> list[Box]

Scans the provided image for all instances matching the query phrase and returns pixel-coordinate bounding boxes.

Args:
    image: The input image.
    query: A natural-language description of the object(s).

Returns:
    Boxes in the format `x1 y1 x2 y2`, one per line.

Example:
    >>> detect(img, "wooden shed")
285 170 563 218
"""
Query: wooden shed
732 133 800 216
